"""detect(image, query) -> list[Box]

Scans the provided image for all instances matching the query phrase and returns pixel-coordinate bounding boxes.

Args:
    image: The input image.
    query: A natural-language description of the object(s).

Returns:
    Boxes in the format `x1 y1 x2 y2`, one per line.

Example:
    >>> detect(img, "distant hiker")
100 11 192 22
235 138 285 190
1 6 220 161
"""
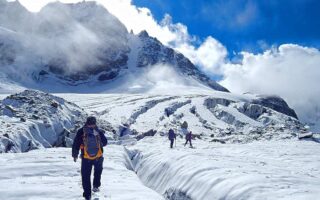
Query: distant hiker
119 123 131 137
168 129 176 148
181 121 188 129
181 121 192 147
184 131 193 147
181 121 189 136
72 116 108 200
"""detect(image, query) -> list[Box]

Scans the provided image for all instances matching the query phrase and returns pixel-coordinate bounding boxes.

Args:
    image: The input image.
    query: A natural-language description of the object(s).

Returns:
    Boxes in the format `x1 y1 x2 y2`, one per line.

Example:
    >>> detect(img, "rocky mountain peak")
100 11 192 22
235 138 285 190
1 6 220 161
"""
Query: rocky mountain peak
1 1 226 92
138 30 149 38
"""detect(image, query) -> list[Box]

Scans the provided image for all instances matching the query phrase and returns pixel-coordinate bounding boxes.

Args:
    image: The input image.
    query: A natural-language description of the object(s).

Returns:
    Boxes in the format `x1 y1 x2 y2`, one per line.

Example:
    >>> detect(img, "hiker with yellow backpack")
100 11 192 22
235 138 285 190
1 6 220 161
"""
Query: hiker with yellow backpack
72 116 108 200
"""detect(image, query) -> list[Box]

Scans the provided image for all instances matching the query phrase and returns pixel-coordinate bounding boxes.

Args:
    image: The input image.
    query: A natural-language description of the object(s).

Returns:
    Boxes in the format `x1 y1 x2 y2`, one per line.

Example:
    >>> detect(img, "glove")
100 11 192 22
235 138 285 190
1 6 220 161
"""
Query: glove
73 157 77 162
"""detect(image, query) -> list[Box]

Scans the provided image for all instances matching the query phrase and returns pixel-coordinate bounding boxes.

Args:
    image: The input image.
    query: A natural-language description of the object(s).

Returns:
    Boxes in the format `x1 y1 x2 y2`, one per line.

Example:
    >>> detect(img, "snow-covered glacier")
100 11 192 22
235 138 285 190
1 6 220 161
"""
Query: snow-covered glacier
129 137 320 200
0 1 319 200
0 131 319 200
0 91 319 200
59 92 305 143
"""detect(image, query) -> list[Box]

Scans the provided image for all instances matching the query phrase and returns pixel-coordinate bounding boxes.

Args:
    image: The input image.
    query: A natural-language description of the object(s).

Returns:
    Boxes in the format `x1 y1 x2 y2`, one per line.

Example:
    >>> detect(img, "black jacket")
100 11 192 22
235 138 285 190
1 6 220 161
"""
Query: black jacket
72 127 108 158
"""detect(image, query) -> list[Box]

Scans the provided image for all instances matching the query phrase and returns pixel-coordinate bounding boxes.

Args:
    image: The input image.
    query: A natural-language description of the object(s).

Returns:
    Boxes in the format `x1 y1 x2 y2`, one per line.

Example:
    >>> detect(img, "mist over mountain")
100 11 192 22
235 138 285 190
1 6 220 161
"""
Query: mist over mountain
0 0 228 93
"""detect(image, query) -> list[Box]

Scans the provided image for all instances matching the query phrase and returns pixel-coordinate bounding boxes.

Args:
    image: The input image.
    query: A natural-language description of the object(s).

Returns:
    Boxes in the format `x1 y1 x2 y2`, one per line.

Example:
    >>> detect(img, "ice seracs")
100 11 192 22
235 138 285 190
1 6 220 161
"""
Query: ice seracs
59 92 306 144
1 90 303 152
0 90 86 153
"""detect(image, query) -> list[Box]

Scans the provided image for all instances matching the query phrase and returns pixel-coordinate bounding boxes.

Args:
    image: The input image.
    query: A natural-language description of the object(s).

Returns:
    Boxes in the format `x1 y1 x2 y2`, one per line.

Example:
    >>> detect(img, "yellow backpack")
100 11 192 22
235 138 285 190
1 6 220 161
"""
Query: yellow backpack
82 128 103 160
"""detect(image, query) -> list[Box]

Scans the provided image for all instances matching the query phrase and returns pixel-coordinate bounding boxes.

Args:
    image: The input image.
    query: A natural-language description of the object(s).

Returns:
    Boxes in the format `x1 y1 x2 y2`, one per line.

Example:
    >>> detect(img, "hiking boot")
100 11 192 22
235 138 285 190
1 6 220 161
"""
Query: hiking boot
83 192 91 200
92 187 100 192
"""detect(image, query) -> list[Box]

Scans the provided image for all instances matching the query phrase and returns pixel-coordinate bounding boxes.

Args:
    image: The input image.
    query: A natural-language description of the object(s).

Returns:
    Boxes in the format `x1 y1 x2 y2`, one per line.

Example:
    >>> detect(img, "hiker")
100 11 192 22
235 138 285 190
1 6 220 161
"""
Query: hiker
184 131 193 147
181 121 189 136
168 129 176 148
72 116 108 200
119 123 131 137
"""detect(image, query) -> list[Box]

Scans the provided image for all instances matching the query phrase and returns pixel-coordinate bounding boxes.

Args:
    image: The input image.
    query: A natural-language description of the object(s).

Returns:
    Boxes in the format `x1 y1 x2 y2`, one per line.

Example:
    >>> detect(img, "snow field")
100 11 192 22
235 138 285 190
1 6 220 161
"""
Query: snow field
0 92 317 200
59 93 303 143
0 145 163 200
129 136 320 200
2 137 318 200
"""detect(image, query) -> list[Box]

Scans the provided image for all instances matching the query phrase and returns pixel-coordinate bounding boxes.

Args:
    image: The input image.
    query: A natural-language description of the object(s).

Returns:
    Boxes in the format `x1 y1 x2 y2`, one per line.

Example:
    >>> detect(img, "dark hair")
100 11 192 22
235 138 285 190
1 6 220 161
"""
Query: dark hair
86 116 97 125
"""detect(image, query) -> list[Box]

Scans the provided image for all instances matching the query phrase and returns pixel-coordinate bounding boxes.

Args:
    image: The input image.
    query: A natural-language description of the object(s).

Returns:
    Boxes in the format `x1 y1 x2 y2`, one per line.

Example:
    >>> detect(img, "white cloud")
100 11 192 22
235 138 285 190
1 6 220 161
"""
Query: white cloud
17 0 226 74
18 0 78 12
98 0 178 45
93 1 228 77
220 44 320 130
1 0 129 76
175 37 227 75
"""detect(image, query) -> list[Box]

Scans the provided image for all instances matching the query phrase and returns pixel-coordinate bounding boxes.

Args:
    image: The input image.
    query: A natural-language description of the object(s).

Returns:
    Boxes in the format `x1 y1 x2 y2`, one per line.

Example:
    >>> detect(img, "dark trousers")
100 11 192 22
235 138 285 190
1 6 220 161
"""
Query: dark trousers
81 157 104 198
170 139 174 148
184 139 192 147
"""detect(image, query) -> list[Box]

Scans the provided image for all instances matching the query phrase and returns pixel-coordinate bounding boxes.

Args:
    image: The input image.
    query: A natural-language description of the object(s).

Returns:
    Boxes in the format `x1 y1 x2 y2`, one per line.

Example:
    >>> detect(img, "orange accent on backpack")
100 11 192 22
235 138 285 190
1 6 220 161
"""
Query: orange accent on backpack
82 128 103 160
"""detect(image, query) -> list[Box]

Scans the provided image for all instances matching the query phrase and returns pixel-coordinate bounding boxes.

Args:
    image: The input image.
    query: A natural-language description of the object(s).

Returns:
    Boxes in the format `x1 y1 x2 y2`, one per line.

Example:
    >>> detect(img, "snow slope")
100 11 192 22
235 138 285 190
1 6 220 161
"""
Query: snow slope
0 91 318 200
129 136 320 200
0 139 319 200
59 92 305 144
0 146 163 200
0 90 306 152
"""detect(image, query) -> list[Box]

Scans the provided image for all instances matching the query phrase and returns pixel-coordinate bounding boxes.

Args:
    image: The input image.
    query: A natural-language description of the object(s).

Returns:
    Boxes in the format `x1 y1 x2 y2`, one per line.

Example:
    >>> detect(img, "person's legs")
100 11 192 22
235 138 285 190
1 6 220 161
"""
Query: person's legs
170 139 174 148
93 157 104 188
189 139 193 147
81 159 93 199
184 139 188 146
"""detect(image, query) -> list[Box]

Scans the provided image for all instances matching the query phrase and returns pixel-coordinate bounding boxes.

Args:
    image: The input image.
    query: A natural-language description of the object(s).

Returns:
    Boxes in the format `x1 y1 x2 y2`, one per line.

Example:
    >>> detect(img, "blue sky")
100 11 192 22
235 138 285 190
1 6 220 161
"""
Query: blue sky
133 0 320 54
